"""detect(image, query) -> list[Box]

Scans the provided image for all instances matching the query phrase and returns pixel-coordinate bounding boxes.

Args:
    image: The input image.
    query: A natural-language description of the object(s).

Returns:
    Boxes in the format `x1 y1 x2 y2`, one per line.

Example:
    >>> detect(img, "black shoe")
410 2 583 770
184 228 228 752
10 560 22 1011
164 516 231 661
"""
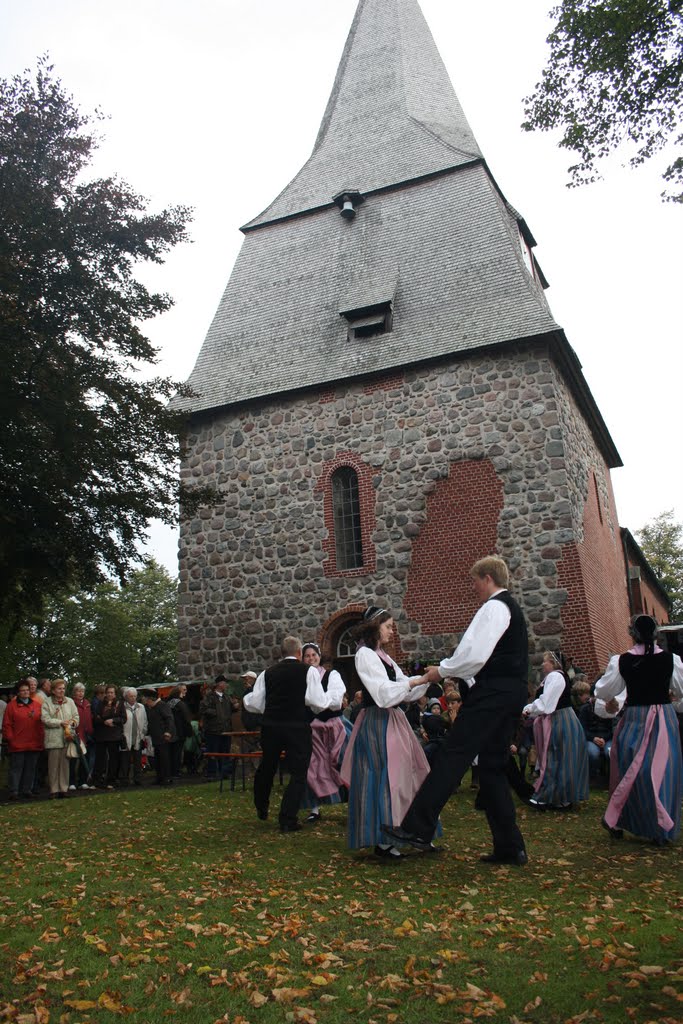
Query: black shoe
381 824 432 851
257 809 268 821
304 812 320 824
373 845 404 859
479 850 528 866
279 822 302 833
601 817 623 840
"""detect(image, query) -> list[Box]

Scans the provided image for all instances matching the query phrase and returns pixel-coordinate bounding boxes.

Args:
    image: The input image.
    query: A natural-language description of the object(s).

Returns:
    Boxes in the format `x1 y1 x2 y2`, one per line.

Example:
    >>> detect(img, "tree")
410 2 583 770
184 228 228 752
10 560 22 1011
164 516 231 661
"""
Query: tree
0 59 204 629
636 509 683 619
523 1 683 201
0 558 179 689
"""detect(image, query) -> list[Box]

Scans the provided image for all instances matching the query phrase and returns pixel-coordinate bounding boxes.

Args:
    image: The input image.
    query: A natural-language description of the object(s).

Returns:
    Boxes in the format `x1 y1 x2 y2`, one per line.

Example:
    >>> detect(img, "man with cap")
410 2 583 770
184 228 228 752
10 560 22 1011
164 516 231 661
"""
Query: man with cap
200 675 233 779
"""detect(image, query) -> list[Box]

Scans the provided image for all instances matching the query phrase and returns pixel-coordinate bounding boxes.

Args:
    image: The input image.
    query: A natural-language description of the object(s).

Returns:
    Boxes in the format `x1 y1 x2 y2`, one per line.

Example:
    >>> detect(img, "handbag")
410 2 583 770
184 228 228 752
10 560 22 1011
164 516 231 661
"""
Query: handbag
66 740 79 759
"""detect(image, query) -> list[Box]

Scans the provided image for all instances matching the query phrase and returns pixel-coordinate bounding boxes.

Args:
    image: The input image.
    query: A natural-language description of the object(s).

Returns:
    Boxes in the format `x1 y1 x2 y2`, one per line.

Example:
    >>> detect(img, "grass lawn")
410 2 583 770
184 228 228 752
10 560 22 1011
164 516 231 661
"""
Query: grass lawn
0 778 681 1024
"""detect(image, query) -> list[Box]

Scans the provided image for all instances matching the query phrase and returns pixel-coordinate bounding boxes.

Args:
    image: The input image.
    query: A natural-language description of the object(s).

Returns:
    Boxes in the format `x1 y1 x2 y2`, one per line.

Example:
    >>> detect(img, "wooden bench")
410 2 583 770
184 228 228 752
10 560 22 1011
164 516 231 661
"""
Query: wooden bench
203 731 287 792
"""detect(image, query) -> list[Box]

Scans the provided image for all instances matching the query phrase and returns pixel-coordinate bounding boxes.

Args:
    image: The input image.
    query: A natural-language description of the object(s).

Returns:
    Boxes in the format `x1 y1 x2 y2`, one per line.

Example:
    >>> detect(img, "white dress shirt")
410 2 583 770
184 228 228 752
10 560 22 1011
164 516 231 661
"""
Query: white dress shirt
438 590 511 685
243 658 334 716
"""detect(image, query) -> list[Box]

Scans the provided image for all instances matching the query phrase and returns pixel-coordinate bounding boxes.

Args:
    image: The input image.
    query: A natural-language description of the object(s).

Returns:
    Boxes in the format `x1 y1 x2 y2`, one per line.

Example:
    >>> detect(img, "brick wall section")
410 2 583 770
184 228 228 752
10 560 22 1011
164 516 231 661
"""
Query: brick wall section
557 467 631 680
315 451 377 577
404 459 504 635
363 371 405 395
178 343 629 679
626 560 670 623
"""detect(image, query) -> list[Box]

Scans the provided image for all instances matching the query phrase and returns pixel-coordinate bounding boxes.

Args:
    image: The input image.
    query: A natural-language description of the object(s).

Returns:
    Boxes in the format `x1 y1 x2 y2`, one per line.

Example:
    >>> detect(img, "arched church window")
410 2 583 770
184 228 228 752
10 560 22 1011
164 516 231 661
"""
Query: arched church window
336 623 359 658
332 467 363 570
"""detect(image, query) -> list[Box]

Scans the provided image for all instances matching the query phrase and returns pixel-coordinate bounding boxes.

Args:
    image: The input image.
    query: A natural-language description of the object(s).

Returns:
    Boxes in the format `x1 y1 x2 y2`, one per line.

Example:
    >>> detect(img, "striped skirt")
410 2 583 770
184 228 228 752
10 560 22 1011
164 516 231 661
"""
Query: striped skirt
340 706 431 849
533 706 589 806
301 717 347 809
605 704 682 843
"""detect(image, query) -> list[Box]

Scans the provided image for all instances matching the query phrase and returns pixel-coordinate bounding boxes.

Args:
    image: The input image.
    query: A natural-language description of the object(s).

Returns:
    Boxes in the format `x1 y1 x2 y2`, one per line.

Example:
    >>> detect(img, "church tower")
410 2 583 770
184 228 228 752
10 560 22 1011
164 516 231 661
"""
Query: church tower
174 0 633 682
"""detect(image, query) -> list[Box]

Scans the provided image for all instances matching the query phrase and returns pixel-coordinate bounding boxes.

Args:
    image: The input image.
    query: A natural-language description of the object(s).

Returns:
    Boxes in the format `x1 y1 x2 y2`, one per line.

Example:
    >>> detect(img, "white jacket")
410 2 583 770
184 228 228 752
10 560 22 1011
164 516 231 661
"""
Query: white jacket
122 703 148 750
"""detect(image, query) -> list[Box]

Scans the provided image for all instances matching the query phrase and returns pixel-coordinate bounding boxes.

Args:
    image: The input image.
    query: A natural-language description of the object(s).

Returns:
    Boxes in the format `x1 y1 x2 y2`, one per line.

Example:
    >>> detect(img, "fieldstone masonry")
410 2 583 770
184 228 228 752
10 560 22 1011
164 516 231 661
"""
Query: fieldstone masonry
179 341 629 681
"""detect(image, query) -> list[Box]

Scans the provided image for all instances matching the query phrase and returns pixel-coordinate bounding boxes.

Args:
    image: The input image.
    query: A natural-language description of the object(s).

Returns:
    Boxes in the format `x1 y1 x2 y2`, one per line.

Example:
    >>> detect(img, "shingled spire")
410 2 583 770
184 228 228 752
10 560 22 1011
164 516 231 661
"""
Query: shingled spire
176 0 618 469
244 0 483 228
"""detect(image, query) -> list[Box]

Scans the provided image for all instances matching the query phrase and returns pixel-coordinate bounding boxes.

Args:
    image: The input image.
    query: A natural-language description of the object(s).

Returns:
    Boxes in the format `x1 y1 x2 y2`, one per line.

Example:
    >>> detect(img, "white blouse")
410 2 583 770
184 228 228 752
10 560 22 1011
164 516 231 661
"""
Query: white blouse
355 647 428 709
325 669 347 711
523 670 566 717
593 651 683 715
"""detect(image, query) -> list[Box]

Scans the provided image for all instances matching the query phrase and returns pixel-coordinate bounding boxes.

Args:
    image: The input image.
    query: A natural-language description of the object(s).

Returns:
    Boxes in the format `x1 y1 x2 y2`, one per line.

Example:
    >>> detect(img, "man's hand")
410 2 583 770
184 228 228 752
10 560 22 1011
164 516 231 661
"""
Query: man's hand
163 732 172 741
424 665 442 683
593 737 605 749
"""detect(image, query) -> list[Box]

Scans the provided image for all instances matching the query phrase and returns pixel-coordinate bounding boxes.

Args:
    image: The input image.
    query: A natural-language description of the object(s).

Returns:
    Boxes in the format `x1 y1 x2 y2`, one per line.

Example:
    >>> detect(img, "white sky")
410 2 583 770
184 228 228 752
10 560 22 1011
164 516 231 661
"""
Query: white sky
3 0 682 576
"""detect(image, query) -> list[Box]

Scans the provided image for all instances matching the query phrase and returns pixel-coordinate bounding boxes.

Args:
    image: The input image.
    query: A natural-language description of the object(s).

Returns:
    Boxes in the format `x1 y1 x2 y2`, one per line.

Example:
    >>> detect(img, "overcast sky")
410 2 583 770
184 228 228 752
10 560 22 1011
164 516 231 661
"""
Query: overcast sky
3 0 682 576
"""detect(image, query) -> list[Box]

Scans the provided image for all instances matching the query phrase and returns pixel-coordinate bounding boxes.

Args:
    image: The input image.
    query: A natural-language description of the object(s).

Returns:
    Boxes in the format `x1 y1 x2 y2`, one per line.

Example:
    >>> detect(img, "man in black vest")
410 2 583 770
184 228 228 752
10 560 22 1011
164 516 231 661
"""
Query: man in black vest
244 636 332 832
383 556 530 864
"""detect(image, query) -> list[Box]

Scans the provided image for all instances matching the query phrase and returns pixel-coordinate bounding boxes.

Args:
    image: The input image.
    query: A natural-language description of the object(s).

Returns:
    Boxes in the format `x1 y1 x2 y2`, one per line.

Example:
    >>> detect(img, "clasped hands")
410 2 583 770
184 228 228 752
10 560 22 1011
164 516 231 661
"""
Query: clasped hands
411 665 442 687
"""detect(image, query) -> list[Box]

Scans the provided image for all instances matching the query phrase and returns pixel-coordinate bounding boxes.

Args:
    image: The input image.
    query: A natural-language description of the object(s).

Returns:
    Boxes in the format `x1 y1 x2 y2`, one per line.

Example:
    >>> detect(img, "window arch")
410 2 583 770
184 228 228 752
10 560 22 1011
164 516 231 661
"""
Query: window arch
332 466 363 570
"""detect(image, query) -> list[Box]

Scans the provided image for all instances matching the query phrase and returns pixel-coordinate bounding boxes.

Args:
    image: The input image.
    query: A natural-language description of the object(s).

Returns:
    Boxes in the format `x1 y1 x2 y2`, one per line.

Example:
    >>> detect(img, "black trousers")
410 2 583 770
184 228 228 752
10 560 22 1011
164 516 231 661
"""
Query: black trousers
119 747 143 784
402 681 527 855
254 722 312 827
154 741 172 784
94 740 121 786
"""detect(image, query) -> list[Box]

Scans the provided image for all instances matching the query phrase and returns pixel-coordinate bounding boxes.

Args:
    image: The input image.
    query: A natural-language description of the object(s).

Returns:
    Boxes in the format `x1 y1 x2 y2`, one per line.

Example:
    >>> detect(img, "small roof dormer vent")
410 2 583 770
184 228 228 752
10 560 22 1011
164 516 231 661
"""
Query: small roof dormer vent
333 190 365 221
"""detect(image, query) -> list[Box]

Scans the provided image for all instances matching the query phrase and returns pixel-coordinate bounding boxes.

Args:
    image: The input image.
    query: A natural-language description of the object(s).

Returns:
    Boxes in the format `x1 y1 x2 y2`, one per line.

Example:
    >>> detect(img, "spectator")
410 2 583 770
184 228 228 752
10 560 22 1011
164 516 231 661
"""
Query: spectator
2 679 44 800
167 685 193 778
41 679 79 799
120 687 148 786
422 698 449 764
90 683 106 718
26 677 39 699
93 685 125 789
576 687 614 781
347 690 364 724
35 679 52 704
200 676 233 778
70 683 94 790
240 672 262 732
139 690 175 785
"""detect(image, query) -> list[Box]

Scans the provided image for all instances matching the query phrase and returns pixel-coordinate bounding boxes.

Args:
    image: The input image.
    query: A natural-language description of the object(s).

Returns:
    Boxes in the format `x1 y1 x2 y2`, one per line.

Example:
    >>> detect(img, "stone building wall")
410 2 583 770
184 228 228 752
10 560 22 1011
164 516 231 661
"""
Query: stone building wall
178 341 626 681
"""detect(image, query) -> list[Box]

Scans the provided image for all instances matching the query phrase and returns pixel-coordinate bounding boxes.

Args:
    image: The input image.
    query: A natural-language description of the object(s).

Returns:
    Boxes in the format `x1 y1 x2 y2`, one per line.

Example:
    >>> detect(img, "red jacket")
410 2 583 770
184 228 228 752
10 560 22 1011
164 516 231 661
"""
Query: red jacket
73 697 93 742
2 697 44 752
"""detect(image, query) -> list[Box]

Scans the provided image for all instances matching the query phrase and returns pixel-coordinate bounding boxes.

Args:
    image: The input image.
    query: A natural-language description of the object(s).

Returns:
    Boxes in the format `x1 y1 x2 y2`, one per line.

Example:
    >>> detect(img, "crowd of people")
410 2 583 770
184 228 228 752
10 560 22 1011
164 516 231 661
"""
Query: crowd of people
3 555 682 866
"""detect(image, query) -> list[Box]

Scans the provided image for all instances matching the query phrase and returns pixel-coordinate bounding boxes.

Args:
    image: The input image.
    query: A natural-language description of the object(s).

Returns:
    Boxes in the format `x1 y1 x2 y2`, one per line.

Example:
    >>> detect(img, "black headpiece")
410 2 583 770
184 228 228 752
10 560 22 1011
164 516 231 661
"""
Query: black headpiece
363 606 388 622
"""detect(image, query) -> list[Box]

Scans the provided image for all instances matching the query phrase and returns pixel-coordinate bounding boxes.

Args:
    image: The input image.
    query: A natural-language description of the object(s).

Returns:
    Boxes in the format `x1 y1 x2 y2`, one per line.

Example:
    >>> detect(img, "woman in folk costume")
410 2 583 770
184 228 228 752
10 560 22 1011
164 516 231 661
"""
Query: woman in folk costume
595 614 683 845
340 607 431 859
300 642 348 823
523 651 589 810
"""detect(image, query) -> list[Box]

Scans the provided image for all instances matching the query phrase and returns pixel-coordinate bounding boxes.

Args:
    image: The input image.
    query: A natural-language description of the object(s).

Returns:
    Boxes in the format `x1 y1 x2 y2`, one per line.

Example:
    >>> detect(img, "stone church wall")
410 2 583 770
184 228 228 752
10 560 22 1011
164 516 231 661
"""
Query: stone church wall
178 341 627 682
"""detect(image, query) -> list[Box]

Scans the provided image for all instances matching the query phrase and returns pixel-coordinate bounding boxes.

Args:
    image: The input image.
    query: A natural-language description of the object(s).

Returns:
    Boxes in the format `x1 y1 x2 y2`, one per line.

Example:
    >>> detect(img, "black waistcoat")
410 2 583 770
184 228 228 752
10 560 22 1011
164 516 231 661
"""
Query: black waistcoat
554 672 572 710
618 651 673 706
263 659 310 724
474 591 529 685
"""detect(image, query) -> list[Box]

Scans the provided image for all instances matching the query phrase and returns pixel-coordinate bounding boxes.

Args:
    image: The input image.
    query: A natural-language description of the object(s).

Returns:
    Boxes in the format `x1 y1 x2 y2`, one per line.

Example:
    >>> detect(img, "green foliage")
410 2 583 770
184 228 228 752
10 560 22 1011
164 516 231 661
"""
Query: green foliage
0 558 178 688
636 509 683 619
0 58 207 629
523 1 683 200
